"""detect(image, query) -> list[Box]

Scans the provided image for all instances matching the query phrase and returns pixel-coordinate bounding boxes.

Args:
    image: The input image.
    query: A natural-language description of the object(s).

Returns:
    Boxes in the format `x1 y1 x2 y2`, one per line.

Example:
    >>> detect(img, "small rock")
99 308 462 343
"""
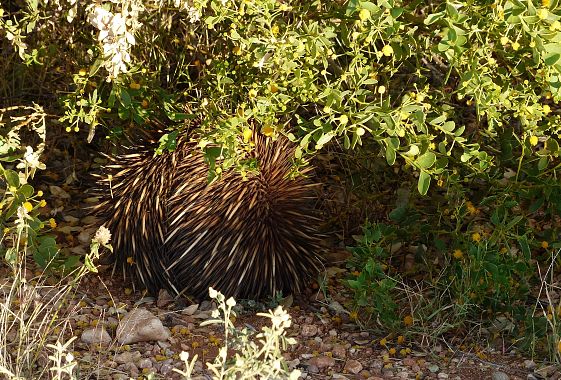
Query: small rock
157 289 174 308
181 304 199 315
344 359 363 374
121 362 139 377
403 357 416 367
301 324 318 337
116 308 170 344
160 363 174 374
138 358 152 369
332 344 346 359
114 351 142 364
81 326 111 344
524 360 536 370
307 355 335 369
438 373 449 379
307 365 319 373
492 371 509 380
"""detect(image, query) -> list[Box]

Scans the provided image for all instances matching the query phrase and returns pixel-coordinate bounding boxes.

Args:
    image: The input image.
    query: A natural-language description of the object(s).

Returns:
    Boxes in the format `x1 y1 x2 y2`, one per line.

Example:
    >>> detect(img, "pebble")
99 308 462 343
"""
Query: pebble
81 326 111 344
138 358 152 369
492 371 510 380
307 364 319 373
301 324 318 337
307 355 335 368
438 372 449 379
344 359 363 374
332 344 346 359
524 360 536 370
114 351 142 364
160 363 174 375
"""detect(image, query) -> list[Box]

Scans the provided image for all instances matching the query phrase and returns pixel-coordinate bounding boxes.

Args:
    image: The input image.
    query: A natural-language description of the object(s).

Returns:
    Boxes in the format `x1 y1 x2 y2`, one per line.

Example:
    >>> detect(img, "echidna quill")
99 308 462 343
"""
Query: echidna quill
94 132 323 299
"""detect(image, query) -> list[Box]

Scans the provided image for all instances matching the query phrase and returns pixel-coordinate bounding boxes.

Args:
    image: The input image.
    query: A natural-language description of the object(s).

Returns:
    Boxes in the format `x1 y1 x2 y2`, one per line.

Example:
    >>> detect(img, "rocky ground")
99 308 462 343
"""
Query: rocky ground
25 268 555 380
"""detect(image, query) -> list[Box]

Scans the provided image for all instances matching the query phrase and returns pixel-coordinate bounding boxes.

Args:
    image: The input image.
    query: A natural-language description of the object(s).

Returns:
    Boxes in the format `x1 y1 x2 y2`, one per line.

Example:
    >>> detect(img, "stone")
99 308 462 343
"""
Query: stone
492 371 509 380
116 308 170 344
81 326 111 344
307 355 335 369
301 324 318 337
344 359 363 374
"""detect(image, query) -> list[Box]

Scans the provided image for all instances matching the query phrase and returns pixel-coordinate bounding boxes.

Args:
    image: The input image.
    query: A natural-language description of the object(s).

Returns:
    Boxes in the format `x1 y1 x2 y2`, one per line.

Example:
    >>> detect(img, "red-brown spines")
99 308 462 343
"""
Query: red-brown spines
95 133 323 299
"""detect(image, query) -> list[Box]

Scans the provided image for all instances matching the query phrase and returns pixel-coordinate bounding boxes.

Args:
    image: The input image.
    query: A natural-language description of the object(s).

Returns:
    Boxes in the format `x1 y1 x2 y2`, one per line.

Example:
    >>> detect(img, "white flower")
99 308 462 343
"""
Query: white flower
93 226 112 246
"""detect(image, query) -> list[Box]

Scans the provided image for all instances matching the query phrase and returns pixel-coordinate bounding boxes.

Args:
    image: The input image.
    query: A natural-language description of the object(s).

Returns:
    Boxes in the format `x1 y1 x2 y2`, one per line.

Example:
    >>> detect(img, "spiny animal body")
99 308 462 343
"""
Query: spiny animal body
95 132 323 299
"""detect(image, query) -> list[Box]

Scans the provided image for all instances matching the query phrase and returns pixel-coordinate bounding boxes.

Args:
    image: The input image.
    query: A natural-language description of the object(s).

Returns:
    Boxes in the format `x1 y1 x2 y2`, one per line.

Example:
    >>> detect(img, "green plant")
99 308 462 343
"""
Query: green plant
175 287 301 380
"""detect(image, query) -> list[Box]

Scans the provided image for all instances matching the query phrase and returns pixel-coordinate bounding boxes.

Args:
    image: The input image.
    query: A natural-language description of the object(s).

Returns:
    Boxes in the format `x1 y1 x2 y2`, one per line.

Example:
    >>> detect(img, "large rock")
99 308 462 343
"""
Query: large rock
116 308 170 344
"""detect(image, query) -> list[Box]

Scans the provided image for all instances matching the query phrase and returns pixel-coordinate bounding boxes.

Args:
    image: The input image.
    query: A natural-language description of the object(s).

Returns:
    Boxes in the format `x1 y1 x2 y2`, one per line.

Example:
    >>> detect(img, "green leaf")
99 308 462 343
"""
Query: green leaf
417 171 431 195
546 138 559 154
19 184 34 198
386 145 396 165
518 235 531 261
424 11 445 25
119 88 131 108
316 132 334 148
416 151 436 169
544 43 561 66
538 156 548 171
4 170 20 187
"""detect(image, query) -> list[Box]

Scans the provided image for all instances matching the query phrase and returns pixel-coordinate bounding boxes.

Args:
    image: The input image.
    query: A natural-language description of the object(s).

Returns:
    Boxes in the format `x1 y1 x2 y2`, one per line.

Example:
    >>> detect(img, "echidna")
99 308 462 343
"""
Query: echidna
95 131 323 299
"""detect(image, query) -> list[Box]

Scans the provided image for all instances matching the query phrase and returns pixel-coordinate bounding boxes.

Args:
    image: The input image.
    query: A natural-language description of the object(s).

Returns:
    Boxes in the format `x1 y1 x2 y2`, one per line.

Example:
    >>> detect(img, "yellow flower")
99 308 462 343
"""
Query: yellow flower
380 337 387 346
126 257 135 265
472 232 481 242
339 114 349 125
500 36 509 45
356 127 366 136
78 69 87 76
453 249 463 259
543 0 551 7
551 20 561 31
403 315 413 326
268 83 278 93
49 218 57 228
382 45 394 57
541 241 549 249
389 347 397 355
23 202 33 212
37 190 43 197
558 339 561 353
538 8 549 20
466 201 478 215
543 104 551 115
233 46 242 55
141 99 149 108
500 247 508 254
359 8 371 22
243 128 253 142
271 24 279 36
397 335 405 344
248 89 258 99
39 199 47 208
378 85 386 94
512 41 520 51
129 82 141 90
262 125 275 137
529 135 539 146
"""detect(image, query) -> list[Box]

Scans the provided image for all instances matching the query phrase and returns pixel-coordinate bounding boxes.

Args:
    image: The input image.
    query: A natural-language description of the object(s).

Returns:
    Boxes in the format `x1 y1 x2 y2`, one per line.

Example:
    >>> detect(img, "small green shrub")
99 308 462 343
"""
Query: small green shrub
175 288 300 380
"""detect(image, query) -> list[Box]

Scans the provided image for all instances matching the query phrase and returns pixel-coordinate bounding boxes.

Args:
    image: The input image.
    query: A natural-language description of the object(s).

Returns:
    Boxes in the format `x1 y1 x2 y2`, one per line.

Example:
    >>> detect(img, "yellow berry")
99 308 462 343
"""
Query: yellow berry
359 8 371 21
529 135 539 146
382 45 394 57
